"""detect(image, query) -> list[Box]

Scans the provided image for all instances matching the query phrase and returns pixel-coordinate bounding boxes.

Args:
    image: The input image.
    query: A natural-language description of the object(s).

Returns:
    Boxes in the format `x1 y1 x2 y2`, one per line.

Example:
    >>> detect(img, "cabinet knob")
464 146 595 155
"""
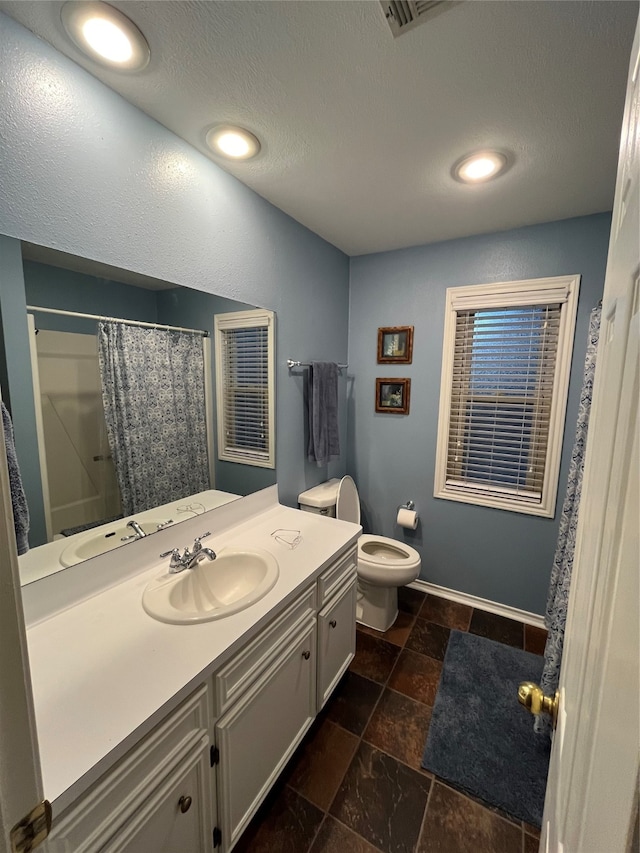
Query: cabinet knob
302 650 311 660
329 619 337 628
178 795 192 814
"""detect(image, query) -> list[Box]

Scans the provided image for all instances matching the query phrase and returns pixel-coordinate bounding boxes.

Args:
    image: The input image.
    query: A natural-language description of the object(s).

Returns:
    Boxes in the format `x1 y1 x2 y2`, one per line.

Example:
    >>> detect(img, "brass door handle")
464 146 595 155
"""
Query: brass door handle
178 795 192 814
518 681 559 728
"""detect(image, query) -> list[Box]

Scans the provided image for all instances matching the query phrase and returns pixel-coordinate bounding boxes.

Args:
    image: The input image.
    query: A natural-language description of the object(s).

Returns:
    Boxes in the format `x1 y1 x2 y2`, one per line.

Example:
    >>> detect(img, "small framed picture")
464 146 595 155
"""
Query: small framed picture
377 326 413 364
375 378 411 415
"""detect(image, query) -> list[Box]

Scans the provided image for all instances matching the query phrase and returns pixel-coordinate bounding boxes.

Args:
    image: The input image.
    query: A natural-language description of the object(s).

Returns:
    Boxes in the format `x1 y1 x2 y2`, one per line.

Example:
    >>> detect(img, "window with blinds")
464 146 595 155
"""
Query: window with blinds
214 309 275 468
434 276 580 517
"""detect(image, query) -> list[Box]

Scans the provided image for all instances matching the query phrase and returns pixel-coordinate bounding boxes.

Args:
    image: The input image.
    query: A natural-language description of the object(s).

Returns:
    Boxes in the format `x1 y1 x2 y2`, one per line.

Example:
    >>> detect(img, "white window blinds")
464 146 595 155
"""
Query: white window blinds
214 309 275 469
447 304 561 503
434 276 580 517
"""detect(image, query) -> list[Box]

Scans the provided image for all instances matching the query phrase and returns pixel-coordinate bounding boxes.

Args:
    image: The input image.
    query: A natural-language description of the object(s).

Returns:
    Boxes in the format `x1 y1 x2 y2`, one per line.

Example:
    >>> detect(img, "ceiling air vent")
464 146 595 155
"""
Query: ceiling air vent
381 1 460 37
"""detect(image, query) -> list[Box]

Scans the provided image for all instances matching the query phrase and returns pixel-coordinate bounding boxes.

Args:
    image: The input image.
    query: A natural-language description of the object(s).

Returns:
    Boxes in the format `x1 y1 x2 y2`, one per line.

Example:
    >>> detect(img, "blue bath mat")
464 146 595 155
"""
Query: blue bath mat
421 630 551 826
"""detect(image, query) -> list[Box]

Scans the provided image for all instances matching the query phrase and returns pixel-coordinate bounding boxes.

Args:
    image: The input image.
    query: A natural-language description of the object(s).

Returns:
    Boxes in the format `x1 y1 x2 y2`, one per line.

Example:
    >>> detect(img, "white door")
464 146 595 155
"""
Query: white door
542 15 639 853
0 397 44 852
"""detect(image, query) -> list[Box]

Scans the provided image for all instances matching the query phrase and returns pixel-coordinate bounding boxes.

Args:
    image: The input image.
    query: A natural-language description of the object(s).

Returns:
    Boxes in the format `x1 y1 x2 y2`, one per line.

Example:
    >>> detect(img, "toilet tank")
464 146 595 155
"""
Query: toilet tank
298 479 341 517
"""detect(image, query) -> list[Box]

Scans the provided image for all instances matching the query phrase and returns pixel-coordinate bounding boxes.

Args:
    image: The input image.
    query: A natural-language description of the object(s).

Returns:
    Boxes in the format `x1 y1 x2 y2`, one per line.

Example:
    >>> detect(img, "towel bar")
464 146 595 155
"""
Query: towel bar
287 359 348 369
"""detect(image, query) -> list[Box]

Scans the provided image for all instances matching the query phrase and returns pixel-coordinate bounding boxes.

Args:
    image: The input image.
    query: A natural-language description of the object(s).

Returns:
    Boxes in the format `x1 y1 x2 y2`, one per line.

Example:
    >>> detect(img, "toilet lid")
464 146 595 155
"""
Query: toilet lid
336 476 360 524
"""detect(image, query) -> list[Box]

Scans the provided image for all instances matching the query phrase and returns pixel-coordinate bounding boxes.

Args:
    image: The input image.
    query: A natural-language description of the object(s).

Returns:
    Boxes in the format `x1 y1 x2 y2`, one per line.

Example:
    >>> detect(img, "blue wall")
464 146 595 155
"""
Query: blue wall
0 12 350 517
23 260 160 334
348 214 611 614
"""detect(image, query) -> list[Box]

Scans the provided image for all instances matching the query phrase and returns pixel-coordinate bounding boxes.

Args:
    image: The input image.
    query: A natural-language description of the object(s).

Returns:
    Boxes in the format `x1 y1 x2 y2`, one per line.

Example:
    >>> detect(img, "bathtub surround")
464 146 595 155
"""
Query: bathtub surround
348 213 611 615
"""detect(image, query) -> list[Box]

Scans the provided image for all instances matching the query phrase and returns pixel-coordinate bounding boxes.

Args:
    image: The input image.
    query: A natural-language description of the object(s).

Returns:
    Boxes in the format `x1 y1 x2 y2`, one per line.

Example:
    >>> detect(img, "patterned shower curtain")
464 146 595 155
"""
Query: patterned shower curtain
98 322 210 516
535 304 602 735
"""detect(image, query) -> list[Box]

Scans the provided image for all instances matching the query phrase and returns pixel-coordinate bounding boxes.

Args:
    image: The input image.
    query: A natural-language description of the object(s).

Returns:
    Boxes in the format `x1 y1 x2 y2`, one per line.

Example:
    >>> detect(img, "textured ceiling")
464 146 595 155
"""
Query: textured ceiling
1 0 637 255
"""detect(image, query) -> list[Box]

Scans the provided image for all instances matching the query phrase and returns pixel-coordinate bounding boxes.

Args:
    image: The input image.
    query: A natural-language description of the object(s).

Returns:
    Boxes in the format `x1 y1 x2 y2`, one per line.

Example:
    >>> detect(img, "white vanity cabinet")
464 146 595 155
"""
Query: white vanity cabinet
42 685 214 853
315 546 357 711
317 578 357 710
107 739 212 853
210 544 357 852
41 544 358 853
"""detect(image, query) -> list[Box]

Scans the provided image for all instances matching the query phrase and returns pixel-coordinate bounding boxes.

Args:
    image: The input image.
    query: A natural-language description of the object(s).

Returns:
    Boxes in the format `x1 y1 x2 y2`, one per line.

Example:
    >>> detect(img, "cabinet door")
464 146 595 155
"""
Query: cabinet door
317 579 356 711
102 738 213 853
215 620 316 851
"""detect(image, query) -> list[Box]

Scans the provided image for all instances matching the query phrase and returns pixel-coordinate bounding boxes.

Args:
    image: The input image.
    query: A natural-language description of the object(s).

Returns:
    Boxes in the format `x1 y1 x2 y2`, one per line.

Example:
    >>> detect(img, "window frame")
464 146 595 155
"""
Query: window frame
434 275 580 517
214 308 276 469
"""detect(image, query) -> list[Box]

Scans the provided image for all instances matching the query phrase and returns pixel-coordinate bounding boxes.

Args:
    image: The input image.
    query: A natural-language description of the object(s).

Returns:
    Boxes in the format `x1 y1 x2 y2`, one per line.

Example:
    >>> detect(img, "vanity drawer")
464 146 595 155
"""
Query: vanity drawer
317 545 357 607
46 685 210 853
213 584 316 717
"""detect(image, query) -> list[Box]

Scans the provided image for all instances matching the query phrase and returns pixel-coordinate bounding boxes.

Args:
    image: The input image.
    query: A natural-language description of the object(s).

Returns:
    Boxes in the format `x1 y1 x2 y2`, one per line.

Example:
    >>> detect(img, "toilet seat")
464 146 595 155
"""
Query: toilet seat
358 534 421 572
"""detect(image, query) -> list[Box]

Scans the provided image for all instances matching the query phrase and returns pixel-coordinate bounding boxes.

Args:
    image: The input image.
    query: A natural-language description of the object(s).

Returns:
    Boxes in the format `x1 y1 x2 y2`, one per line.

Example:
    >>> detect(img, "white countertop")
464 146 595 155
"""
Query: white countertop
24 488 360 815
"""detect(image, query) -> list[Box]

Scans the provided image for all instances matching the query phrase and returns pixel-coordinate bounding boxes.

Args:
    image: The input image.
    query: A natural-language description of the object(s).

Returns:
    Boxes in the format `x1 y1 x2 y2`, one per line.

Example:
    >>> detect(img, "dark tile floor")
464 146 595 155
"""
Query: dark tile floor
233 588 546 853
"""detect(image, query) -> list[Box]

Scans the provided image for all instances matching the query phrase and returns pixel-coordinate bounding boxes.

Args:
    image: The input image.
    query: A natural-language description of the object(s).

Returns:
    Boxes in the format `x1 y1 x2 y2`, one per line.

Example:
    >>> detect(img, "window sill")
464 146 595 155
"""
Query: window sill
433 485 555 518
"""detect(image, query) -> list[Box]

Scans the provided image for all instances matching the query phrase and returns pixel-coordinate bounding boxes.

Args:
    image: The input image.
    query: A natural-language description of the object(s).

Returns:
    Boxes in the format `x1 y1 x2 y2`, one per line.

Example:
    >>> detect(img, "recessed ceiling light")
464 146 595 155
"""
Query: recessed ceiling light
453 151 508 184
61 2 150 71
205 126 261 161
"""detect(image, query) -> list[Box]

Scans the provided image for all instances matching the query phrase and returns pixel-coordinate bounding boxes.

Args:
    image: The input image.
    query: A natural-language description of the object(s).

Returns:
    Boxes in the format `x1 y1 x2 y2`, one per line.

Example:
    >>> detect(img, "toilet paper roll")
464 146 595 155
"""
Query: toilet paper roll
396 507 418 530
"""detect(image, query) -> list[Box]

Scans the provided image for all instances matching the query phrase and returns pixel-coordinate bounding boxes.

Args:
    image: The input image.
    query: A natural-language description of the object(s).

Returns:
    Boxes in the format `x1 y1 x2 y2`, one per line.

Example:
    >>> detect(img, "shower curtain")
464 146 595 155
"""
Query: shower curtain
535 304 602 735
98 322 210 516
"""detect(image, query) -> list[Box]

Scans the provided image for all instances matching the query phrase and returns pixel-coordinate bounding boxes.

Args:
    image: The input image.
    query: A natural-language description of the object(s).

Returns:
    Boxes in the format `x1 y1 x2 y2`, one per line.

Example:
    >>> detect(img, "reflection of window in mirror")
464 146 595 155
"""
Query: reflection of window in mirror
214 309 276 469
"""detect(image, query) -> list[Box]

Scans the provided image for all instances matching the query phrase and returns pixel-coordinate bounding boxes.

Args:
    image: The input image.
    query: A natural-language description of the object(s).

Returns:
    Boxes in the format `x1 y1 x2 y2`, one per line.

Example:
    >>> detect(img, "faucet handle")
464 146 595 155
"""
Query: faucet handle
159 547 182 568
193 532 211 552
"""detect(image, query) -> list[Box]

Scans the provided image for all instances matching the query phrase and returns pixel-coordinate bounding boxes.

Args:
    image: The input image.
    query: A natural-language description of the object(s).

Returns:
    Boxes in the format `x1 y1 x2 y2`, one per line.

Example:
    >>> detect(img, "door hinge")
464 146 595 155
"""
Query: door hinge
210 745 220 766
213 826 222 848
10 800 52 853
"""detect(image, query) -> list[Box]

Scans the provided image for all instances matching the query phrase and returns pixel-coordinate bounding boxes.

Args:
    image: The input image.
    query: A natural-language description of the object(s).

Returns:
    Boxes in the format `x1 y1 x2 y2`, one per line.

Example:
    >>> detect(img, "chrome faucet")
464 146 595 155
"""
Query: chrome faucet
160 532 216 573
121 519 147 542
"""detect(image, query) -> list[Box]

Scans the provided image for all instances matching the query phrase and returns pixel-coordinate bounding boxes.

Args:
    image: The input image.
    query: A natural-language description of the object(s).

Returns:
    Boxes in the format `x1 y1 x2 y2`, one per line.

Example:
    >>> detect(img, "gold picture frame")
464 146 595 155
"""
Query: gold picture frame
375 378 411 415
377 326 414 363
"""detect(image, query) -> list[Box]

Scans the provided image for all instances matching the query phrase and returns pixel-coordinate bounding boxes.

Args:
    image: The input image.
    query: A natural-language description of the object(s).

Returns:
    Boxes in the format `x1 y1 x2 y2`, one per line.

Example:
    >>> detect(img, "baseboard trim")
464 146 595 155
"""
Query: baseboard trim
408 579 545 629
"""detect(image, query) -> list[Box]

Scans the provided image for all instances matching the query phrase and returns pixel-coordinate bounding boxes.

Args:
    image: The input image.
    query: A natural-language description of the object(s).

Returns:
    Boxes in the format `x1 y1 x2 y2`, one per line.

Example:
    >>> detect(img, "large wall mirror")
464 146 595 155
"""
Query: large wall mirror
0 239 276 585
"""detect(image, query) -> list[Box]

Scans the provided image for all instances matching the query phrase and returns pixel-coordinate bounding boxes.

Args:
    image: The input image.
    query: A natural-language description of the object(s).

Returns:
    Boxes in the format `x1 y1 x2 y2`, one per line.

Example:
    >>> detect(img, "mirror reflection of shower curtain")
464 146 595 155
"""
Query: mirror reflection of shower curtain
97 322 210 516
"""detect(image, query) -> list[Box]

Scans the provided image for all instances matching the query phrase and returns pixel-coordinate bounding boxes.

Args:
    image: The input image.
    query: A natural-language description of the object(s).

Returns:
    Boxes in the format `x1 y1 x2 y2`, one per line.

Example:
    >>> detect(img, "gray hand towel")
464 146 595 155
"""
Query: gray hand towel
307 362 340 464
1 401 30 555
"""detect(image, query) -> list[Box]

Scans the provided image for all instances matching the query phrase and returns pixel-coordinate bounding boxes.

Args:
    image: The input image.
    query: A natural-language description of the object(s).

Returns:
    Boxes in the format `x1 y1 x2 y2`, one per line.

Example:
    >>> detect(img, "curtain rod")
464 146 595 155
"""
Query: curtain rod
26 305 209 337
287 359 348 369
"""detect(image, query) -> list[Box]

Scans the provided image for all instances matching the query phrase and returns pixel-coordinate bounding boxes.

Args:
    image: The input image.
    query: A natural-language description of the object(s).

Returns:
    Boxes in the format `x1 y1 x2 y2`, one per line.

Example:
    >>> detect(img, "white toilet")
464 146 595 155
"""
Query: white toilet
298 476 421 632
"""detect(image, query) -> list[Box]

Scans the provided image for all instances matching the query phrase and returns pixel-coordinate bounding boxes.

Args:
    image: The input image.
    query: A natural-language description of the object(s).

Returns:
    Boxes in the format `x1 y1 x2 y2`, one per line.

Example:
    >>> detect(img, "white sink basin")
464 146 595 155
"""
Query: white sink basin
59 517 172 567
142 547 279 624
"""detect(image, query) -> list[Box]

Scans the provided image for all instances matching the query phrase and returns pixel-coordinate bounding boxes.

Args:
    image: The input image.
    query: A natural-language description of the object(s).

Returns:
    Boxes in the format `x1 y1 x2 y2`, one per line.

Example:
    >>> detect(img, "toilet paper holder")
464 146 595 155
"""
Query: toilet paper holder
398 500 415 511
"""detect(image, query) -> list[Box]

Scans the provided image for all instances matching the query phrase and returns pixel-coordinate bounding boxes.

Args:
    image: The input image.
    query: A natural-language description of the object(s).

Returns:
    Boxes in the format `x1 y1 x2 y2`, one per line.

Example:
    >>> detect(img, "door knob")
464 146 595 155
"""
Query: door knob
518 681 559 728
